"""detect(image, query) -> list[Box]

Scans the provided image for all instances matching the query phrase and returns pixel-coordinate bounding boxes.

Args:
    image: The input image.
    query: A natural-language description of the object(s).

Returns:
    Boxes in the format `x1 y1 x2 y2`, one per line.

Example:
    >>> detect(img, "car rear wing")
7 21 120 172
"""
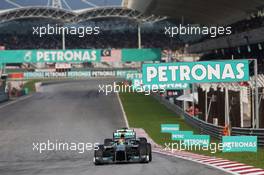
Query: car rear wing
113 131 136 139
115 128 134 133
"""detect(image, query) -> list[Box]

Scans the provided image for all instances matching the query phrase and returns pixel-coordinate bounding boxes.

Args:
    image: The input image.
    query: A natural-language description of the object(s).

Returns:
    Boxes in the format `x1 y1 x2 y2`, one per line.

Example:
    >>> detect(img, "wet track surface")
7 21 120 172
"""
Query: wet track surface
0 79 229 175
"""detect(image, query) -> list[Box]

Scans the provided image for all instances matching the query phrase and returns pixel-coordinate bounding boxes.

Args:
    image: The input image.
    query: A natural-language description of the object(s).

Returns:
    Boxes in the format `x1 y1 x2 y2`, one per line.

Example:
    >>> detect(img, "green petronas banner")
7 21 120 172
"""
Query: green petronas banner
122 48 161 62
0 49 161 63
0 49 101 63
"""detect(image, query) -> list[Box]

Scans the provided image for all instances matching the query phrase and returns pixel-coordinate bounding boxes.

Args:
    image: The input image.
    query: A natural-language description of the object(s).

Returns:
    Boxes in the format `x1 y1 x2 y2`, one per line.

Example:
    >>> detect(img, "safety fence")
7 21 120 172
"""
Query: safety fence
153 94 264 146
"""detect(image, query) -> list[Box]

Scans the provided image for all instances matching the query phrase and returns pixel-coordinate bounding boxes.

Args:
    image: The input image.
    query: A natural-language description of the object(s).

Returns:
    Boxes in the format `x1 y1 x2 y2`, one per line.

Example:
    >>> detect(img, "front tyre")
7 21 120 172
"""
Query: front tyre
138 143 149 163
94 145 104 165
147 143 152 162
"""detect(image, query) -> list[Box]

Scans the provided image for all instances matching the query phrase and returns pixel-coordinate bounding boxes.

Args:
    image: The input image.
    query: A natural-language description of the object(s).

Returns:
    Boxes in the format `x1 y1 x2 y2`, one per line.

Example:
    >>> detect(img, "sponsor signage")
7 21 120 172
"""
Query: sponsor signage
0 50 100 63
132 78 189 90
122 48 161 62
167 90 179 97
55 63 72 69
0 48 161 63
183 135 210 146
24 72 69 78
222 136 257 152
116 70 138 78
22 70 138 79
125 72 142 80
161 124 180 133
67 71 91 77
142 60 249 85
171 131 193 140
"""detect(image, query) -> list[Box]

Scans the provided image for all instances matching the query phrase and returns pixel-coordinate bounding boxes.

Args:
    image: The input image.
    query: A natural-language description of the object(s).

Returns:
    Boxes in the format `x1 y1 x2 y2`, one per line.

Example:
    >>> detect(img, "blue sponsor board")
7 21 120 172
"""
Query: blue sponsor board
183 135 210 146
161 124 180 133
222 136 257 152
171 131 193 140
142 60 249 85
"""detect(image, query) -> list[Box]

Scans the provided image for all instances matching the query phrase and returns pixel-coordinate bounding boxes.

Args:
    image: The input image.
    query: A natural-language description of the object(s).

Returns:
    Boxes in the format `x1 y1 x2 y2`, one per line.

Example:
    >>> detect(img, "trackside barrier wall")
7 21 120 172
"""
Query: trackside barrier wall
0 92 8 103
153 94 264 146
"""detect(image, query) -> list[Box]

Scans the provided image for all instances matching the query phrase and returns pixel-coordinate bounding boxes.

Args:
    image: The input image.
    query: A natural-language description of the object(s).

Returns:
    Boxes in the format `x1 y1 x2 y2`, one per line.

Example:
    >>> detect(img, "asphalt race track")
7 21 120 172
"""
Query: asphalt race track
0 79 229 175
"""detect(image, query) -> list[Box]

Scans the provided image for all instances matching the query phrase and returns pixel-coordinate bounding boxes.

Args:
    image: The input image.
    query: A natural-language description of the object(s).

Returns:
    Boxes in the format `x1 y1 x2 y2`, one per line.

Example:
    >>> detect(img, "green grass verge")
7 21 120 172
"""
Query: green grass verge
119 92 264 169
23 79 42 93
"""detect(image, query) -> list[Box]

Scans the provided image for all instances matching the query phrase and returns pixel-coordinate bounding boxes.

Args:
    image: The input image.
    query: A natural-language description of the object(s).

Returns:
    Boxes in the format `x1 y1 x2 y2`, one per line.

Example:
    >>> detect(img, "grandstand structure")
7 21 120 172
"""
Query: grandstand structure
0 0 168 69
0 0 263 128
123 0 264 25
124 0 264 129
0 6 165 24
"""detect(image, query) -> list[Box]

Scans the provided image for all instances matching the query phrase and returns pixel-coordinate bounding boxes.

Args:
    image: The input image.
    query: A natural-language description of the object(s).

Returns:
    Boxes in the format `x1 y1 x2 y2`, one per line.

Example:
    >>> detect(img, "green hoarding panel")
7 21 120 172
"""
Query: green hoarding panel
143 60 250 84
161 124 180 133
171 131 194 140
0 49 161 63
183 135 210 146
0 49 101 63
132 78 189 90
222 136 257 152
122 48 161 62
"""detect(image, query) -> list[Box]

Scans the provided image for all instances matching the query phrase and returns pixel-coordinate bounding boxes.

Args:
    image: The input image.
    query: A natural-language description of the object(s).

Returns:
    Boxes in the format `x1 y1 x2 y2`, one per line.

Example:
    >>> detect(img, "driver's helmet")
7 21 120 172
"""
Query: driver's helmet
118 134 125 144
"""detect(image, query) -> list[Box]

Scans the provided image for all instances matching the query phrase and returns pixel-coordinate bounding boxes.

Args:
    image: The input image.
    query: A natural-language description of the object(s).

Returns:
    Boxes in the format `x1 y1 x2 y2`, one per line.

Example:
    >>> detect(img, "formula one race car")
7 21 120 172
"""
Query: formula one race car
94 128 152 165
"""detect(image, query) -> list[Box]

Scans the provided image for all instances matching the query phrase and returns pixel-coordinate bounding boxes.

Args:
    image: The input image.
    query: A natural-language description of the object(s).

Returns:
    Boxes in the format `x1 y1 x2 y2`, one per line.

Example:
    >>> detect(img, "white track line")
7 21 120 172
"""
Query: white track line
228 166 254 171
246 171 264 175
213 161 236 166
222 164 247 168
0 95 33 109
116 92 129 128
235 168 263 173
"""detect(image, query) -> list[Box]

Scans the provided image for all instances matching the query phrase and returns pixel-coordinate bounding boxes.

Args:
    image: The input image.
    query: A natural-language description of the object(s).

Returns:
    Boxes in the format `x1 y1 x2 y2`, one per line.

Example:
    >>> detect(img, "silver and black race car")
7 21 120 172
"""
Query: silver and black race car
94 128 152 165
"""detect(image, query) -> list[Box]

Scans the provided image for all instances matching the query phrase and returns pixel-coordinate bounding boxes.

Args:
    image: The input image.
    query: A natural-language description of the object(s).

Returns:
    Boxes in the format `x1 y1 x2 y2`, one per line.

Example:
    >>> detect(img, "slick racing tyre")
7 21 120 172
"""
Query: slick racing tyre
94 145 104 165
138 143 149 163
147 143 152 162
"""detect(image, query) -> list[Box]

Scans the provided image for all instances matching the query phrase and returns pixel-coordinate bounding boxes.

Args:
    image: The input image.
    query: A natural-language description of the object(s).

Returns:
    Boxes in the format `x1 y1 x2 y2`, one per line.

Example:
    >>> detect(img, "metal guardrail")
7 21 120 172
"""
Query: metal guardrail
232 127 264 146
154 94 264 146
183 113 224 139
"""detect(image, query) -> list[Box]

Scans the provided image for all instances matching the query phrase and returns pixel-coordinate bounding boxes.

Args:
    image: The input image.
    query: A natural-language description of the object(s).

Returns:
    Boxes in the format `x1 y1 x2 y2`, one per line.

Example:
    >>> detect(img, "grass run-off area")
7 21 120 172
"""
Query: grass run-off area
119 92 264 169
23 79 42 93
